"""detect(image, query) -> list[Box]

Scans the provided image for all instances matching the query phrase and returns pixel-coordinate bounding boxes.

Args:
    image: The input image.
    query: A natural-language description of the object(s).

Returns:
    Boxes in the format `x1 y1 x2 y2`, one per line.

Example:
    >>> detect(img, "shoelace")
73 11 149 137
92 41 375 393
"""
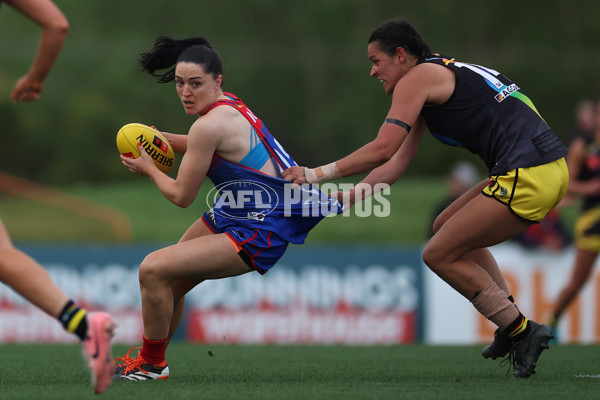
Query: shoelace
113 346 150 375
499 345 517 376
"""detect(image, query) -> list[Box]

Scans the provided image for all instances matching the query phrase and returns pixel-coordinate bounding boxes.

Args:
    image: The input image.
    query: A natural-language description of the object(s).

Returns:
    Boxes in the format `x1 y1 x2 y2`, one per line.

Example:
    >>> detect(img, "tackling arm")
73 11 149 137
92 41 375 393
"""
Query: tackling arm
349 117 426 205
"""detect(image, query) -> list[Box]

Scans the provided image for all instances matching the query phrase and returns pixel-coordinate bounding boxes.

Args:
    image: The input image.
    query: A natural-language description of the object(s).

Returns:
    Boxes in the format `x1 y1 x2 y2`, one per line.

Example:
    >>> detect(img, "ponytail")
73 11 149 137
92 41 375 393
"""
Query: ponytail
139 36 218 83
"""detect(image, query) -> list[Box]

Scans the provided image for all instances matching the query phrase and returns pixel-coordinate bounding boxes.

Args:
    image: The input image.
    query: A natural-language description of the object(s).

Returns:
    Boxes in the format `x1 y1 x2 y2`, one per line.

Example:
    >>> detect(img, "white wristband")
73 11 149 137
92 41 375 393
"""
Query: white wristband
304 162 341 184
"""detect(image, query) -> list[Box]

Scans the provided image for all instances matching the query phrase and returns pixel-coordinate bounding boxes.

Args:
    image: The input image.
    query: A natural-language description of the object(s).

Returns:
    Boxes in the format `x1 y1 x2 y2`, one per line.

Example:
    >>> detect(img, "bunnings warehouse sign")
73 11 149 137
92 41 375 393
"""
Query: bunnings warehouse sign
0 245 423 344
185 247 423 344
3 243 600 344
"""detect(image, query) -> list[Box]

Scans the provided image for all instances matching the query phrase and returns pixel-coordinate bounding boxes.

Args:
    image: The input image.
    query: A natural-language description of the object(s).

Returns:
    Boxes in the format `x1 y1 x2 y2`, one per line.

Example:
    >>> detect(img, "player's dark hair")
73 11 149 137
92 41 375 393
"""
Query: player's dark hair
368 20 431 58
139 36 223 84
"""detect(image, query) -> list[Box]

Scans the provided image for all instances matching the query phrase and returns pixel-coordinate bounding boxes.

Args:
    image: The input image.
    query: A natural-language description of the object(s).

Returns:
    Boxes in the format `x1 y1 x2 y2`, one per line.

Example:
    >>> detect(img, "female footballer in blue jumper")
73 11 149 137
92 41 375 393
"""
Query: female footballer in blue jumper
115 36 341 380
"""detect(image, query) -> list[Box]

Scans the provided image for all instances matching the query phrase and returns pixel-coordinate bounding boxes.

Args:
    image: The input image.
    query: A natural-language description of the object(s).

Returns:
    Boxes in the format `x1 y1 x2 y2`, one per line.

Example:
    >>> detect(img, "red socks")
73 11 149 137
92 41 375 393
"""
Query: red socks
140 335 168 366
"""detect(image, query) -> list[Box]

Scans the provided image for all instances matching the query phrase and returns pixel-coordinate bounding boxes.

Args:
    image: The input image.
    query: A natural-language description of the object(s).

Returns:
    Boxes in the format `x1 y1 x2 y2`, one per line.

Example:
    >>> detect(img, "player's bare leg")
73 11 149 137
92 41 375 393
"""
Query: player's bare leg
0 219 69 316
141 233 250 339
432 183 521 360
0 219 115 392
114 223 251 381
424 194 553 377
550 248 597 326
431 182 513 294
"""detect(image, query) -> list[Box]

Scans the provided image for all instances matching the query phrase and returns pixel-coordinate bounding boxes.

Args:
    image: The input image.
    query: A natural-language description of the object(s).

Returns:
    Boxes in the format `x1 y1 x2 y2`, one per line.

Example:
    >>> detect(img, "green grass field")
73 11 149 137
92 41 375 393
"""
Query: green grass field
1 343 598 400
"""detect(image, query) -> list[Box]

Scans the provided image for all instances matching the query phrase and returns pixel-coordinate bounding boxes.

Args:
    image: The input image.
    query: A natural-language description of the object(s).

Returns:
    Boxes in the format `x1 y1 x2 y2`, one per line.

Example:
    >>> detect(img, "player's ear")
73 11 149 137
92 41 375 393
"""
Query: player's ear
394 47 408 62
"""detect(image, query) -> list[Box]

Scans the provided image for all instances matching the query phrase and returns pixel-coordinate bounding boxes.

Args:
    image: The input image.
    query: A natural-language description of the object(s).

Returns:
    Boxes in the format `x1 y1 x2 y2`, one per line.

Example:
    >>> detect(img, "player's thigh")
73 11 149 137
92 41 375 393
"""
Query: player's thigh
178 217 213 243
169 219 225 296
426 194 531 263
143 233 251 281
433 179 488 234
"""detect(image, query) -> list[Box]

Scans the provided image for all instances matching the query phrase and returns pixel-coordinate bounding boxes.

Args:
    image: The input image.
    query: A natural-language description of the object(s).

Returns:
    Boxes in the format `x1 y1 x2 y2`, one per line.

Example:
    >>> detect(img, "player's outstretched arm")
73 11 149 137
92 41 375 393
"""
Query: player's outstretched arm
7 0 69 102
350 117 426 205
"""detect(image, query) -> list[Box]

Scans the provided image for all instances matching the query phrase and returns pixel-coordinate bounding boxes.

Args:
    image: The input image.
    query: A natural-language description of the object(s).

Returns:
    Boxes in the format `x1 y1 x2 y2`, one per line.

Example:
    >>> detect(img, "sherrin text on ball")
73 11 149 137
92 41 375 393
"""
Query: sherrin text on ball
116 123 175 173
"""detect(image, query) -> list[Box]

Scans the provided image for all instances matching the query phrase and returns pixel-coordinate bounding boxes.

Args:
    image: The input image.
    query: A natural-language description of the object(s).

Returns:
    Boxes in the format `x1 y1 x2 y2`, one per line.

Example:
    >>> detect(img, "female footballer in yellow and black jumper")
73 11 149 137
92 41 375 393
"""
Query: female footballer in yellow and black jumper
283 19 568 378
549 98 600 336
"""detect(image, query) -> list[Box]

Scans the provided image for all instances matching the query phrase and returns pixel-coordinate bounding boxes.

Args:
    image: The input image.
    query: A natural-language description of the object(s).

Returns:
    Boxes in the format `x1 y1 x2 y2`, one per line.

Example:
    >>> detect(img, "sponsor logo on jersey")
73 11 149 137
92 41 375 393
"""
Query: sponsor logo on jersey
247 212 266 221
442 57 456 66
495 83 520 103
207 180 278 220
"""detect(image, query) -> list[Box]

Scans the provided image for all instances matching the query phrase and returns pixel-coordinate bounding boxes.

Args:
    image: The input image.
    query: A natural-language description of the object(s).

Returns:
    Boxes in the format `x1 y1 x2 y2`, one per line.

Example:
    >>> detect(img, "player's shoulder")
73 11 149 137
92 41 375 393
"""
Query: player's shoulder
411 58 454 77
406 62 453 93
191 103 243 137
205 101 244 123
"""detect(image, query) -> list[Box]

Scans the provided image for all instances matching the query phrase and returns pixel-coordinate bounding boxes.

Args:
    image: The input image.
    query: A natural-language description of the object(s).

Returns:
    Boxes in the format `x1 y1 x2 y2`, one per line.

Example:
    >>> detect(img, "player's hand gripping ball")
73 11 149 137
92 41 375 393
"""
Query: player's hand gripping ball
116 123 175 173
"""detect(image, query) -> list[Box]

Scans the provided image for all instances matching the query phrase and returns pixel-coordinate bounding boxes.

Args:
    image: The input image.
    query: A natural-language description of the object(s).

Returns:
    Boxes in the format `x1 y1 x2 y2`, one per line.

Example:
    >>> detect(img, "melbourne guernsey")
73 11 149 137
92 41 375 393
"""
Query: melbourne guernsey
204 93 343 245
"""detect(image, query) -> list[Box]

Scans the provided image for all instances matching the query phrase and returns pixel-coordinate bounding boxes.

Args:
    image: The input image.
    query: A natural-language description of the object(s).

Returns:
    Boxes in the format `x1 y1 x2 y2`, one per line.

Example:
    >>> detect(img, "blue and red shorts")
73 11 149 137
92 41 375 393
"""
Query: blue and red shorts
202 210 289 275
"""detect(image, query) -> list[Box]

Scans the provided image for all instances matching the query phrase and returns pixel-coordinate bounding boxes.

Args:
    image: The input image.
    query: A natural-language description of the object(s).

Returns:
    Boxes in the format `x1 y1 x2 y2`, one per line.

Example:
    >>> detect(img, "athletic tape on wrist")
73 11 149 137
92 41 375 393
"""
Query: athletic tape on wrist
304 162 341 184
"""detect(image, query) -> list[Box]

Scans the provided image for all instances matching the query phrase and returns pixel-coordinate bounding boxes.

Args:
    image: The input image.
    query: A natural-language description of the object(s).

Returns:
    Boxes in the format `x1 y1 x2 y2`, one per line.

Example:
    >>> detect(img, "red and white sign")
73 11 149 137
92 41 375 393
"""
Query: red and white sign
0 246 422 344
188 306 416 345
185 264 420 344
